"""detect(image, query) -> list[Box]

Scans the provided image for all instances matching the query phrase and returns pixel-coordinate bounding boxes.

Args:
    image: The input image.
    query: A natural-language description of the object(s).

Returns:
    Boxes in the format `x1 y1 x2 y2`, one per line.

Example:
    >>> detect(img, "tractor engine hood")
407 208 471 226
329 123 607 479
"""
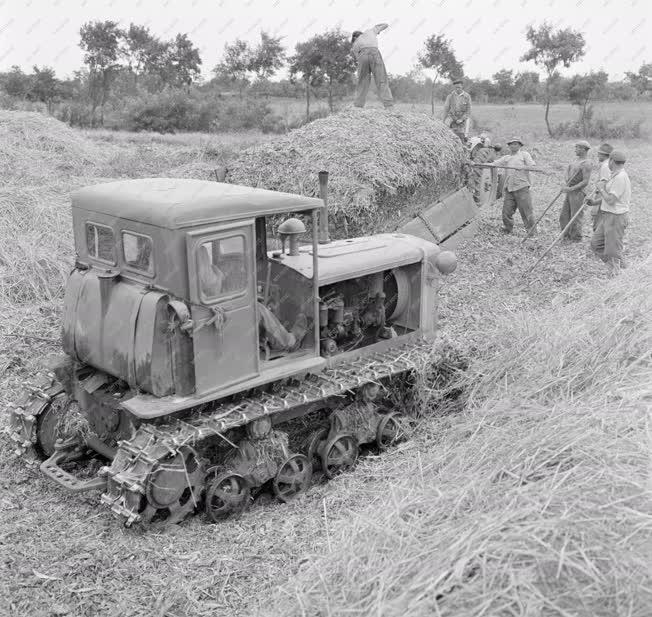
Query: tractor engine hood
270 233 451 284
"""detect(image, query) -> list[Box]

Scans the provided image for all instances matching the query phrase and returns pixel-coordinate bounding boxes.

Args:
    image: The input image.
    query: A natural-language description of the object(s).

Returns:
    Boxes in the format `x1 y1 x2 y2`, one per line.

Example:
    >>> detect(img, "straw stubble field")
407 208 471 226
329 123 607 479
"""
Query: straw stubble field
0 109 650 617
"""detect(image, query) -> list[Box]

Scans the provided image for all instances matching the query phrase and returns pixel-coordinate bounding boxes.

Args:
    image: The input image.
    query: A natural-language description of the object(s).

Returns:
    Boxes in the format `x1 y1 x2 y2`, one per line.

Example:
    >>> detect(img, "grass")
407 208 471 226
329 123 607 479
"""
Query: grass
0 108 651 616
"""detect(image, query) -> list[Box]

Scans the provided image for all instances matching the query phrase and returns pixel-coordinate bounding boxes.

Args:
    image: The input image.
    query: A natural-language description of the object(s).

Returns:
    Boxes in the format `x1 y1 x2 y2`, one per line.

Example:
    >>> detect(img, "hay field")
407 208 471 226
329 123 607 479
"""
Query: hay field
0 110 651 617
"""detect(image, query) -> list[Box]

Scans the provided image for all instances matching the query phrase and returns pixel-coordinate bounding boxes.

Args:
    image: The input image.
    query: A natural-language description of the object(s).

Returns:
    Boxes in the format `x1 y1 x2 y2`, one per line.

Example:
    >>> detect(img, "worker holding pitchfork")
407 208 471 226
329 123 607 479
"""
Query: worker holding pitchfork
558 141 593 242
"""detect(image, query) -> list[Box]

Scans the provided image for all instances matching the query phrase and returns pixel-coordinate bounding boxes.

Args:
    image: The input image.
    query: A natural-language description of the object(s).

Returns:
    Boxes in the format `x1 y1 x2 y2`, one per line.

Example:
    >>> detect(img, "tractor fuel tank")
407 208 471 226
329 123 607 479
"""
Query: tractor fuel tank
61 268 193 397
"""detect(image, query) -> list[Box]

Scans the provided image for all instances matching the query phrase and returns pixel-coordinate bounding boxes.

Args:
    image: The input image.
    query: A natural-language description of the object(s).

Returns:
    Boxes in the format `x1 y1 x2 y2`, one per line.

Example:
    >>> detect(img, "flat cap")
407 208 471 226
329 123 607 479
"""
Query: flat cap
597 143 613 155
575 140 591 149
506 137 524 146
610 150 627 163
452 77 463 84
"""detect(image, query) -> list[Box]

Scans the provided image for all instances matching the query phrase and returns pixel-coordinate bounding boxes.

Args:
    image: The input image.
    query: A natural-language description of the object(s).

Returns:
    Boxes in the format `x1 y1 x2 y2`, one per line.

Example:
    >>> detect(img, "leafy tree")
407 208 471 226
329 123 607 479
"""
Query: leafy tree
310 29 355 111
248 31 286 81
30 65 60 112
418 34 463 116
514 71 540 102
123 24 166 87
289 39 325 121
164 33 202 91
492 69 515 101
625 62 652 95
568 71 608 136
2 65 32 98
79 20 125 126
213 39 253 96
521 22 585 136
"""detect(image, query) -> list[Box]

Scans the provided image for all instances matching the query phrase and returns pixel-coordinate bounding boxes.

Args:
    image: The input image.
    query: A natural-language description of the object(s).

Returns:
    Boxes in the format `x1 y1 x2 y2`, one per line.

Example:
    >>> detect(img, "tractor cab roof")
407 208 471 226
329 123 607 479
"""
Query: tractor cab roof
72 178 324 229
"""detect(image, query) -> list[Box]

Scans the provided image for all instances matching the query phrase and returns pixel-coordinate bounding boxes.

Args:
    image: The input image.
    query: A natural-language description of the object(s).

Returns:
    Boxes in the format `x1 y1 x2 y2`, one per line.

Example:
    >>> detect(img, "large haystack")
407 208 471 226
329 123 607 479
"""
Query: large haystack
0 111 103 183
228 108 467 235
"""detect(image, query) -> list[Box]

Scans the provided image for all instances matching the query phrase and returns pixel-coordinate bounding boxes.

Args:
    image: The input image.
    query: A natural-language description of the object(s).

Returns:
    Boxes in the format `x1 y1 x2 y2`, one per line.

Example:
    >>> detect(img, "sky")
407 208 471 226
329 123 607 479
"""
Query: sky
0 0 649 81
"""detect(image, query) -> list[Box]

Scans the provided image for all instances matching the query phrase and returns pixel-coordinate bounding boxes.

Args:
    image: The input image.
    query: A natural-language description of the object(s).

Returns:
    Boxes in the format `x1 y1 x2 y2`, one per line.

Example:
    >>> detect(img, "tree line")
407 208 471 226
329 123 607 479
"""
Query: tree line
0 19 650 134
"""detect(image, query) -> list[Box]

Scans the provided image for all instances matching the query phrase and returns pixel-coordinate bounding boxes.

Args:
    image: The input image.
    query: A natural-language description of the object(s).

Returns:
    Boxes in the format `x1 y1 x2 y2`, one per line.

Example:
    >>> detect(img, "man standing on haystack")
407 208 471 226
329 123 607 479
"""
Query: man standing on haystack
559 141 593 241
351 24 394 108
442 78 472 142
587 143 613 231
590 150 631 275
492 138 539 234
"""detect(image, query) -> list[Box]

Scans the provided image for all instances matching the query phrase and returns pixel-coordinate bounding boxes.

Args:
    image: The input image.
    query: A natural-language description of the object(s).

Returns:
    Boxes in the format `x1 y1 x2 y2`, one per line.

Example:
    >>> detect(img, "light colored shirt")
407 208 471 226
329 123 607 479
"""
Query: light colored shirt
599 160 611 182
601 169 631 214
443 91 472 123
352 26 382 58
494 150 536 192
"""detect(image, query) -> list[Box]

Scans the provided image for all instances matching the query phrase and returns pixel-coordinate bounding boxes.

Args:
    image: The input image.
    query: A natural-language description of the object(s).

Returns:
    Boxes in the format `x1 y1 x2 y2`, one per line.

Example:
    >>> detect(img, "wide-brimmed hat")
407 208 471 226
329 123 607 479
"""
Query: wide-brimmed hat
506 137 524 146
597 143 613 156
610 150 627 163
575 140 591 150
452 77 463 84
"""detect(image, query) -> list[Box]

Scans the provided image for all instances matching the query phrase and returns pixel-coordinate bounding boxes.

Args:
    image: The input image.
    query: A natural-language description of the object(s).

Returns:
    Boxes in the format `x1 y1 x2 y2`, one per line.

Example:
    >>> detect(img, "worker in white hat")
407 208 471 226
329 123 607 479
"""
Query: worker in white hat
587 143 614 230
559 140 593 241
590 149 631 275
492 137 538 234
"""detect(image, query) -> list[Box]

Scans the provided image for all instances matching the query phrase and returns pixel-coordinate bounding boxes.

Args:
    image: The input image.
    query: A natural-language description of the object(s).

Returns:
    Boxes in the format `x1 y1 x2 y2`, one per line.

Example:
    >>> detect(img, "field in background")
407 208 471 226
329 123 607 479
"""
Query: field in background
1 108 651 616
79 101 652 151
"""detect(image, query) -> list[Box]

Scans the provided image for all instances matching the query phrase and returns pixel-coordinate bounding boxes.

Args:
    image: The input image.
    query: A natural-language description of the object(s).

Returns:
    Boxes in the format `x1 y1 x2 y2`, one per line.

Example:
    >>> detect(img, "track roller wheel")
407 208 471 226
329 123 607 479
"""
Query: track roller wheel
204 471 251 522
321 433 358 479
144 447 204 525
306 427 329 472
273 454 312 503
376 412 404 451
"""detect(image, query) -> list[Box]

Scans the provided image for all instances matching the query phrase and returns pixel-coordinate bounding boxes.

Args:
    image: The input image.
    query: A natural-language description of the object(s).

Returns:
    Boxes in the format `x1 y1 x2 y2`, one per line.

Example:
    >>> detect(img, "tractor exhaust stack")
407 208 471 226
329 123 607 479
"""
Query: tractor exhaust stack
318 171 331 244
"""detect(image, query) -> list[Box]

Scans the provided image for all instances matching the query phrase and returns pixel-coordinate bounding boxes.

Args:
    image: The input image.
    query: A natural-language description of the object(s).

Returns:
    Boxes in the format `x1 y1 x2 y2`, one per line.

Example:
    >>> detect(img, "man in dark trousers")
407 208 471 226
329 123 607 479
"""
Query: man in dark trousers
590 150 631 276
587 143 613 231
351 24 394 108
443 78 472 141
491 138 539 234
559 140 593 241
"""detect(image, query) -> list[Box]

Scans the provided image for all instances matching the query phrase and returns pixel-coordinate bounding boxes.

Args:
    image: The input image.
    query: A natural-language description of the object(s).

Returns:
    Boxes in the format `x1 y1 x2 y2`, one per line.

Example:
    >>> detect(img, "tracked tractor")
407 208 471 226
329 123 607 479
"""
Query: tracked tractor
6 172 476 526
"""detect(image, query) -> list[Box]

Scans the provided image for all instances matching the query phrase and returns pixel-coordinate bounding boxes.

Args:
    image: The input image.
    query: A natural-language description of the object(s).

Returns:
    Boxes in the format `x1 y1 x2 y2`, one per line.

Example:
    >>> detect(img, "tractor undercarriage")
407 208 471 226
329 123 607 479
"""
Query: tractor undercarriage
6 338 434 527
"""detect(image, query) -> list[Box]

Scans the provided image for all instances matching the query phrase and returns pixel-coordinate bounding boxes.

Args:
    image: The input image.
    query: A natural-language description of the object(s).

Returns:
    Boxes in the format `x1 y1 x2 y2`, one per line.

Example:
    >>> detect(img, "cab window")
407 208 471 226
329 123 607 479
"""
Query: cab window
86 223 115 264
197 235 247 301
122 231 154 275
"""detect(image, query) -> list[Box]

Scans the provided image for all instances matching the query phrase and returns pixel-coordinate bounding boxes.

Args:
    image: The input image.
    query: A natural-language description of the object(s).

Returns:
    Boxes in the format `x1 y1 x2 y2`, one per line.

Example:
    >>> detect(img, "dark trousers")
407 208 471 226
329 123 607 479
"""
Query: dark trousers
502 187 535 232
559 190 585 240
354 48 393 108
590 211 629 272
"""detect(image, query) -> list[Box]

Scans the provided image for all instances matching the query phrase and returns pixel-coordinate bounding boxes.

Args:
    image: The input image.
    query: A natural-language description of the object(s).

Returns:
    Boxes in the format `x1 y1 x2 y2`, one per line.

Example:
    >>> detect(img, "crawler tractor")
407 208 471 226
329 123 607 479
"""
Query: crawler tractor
6 172 472 526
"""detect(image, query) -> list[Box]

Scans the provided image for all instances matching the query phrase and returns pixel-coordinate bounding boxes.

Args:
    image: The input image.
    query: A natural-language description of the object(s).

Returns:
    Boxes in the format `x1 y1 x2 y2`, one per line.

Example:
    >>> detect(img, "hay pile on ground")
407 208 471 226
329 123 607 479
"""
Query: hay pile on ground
259 258 652 617
0 111 105 183
228 108 467 235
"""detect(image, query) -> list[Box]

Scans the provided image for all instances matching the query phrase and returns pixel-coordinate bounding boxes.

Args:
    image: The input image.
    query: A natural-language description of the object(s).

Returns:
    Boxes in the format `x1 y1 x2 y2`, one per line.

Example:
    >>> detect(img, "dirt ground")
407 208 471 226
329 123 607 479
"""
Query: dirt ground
0 131 650 617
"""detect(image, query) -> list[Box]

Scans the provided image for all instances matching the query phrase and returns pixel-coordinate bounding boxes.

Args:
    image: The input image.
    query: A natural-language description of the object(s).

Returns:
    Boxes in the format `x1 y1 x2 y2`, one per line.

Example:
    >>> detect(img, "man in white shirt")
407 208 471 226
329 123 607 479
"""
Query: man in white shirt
351 24 394 108
587 143 613 231
590 150 631 275
491 137 539 234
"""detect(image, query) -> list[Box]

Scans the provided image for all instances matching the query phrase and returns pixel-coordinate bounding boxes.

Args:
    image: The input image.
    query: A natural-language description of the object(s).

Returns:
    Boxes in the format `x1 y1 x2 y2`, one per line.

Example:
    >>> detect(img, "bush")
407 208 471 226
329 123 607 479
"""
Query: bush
555 107 646 139
210 98 272 132
260 112 287 134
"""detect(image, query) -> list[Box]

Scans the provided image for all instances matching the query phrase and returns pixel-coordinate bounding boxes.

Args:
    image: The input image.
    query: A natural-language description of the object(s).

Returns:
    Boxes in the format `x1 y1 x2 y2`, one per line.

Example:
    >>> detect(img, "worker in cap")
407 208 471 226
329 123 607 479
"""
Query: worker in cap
558 141 593 241
587 143 613 230
351 23 394 108
491 137 538 234
590 149 631 275
443 77 472 142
